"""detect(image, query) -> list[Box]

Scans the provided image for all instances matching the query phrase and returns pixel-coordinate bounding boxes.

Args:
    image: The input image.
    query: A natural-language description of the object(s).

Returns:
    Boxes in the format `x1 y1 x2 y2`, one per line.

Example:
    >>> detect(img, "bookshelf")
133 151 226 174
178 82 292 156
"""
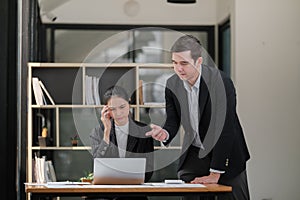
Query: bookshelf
27 62 181 188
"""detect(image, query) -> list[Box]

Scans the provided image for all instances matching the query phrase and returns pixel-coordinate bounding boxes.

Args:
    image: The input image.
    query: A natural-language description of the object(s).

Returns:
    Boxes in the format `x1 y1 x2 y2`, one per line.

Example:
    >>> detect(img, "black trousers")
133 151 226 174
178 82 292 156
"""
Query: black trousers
178 146 250 200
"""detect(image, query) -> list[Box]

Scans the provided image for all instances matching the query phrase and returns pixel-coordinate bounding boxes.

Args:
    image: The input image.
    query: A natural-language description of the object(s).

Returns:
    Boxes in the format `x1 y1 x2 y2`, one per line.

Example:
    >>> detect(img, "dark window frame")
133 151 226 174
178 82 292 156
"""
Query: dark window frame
40 24 215 62
218 19 231 76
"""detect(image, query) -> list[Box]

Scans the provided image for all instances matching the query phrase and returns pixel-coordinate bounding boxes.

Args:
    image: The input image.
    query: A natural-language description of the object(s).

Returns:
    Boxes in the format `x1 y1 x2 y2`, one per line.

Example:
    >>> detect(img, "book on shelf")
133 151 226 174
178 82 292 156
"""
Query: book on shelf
39 80 55 105
32 77 44 106
93 76 101 105
33 155 57 183
46 160 57 182
32 77 55 105
85 75 100 105
34 155 45 183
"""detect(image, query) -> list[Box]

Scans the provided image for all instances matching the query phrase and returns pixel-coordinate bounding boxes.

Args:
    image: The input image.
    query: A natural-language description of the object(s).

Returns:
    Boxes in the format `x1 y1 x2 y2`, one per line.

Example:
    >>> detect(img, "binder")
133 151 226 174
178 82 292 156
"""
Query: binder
39 80 55 105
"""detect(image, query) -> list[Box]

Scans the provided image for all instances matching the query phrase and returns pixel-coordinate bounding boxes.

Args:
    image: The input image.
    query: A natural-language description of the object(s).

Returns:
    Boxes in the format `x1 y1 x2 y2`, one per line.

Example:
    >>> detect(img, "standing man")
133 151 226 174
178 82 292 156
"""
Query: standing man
146 35 250 200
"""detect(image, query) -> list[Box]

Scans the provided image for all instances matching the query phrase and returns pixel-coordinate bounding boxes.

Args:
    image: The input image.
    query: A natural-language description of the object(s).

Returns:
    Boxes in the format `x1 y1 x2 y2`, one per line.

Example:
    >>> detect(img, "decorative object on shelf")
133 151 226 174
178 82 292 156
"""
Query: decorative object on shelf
70 134 79 146
38 136 47 147
80 172 93 183
37 113 48 147
41 127 48 137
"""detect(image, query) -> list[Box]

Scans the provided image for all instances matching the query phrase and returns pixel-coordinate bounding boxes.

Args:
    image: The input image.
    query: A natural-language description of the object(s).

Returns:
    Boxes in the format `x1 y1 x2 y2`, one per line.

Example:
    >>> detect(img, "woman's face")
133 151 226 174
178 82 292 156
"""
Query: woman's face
107 96 130 126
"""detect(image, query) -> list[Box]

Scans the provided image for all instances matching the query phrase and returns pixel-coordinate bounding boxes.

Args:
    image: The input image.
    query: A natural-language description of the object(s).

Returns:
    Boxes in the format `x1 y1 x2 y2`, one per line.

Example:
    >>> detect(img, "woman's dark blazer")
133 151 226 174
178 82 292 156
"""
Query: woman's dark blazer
90 117 154 182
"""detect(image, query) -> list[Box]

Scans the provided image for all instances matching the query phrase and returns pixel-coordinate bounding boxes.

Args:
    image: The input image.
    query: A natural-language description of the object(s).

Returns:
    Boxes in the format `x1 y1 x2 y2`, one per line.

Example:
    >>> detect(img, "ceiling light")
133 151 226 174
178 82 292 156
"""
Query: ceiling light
167 0 196 3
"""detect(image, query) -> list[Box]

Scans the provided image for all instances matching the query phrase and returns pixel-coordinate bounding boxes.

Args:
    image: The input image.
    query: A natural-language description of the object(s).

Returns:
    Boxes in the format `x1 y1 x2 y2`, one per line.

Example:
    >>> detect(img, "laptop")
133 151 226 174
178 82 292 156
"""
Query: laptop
93 158 146 185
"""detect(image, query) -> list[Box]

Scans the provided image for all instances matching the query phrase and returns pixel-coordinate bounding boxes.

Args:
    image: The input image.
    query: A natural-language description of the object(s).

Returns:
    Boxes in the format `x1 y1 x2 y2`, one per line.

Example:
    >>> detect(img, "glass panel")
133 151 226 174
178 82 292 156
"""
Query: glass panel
59 108 100 147
52 29 209 63
221 27 231 76
139 68 173 103
134 30 209 63
133 30 166 63
53 150 93 181
54 30 131 63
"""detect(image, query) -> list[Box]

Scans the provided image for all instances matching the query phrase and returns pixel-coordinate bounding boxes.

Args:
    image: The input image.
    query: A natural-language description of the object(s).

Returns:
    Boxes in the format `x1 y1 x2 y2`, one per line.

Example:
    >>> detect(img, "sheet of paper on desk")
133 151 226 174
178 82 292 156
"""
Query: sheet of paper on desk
81 185 151 188
46 181 91 188
144 183 206 187
46 184 85 188
47 181 90 185
24 182 47 186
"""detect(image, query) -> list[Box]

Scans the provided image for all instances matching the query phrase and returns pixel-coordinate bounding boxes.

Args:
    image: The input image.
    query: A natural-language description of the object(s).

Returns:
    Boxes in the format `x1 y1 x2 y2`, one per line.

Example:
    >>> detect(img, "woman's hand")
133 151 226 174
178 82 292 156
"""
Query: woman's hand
101 105 112 143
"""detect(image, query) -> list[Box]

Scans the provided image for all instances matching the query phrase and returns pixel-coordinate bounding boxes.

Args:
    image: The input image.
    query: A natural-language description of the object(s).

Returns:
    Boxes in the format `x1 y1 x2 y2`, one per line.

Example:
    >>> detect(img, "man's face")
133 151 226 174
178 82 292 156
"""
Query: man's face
172 50 202 85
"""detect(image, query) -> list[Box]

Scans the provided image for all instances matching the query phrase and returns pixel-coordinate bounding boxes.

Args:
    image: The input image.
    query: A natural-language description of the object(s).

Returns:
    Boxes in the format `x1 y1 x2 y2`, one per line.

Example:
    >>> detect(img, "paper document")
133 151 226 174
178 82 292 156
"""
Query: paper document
24 182 47 186
47 181 91 185
164 179 185 184
144 183 206 187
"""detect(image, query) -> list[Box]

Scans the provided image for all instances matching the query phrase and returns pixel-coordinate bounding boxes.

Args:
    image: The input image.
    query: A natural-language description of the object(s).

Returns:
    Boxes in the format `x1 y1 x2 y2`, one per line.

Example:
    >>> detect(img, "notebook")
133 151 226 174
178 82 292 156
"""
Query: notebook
93 158 146 185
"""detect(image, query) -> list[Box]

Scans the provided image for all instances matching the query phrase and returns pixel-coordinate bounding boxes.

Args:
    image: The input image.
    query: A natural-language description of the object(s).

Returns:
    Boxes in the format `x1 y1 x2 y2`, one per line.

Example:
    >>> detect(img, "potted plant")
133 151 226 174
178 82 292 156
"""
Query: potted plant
70 134 79 146
80 172 93 183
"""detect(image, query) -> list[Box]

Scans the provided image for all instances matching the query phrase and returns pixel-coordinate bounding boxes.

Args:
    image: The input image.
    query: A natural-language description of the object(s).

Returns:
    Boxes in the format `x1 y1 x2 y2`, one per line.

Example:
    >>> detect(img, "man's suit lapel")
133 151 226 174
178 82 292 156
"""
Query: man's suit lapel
198 77 209 142
199 76 209 123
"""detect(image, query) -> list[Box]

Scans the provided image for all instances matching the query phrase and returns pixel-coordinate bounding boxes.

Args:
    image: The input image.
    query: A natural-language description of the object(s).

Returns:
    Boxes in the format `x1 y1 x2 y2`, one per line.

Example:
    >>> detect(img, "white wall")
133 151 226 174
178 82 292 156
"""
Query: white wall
233 0 300 199
216 0 231 23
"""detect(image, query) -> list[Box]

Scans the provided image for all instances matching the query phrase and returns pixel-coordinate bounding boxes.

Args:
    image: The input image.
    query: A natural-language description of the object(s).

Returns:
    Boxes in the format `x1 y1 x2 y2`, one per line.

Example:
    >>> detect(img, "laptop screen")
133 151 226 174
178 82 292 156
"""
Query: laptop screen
93 158 146 185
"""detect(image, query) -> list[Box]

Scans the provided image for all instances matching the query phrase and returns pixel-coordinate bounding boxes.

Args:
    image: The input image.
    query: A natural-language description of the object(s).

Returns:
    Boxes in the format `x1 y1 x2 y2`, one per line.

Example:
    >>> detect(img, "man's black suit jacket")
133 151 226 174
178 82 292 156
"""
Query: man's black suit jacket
163 65 250 179
90 118 154 182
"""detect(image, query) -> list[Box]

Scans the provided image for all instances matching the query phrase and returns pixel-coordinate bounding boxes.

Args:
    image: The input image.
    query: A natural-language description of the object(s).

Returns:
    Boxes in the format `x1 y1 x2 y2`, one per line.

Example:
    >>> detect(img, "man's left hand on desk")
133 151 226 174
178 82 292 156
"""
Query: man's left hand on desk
190 172 220 184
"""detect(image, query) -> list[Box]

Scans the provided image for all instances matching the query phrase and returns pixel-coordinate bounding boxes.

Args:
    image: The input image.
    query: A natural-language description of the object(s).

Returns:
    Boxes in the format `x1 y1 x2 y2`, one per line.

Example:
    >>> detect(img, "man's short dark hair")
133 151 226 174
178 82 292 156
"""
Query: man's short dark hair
171 35 202 62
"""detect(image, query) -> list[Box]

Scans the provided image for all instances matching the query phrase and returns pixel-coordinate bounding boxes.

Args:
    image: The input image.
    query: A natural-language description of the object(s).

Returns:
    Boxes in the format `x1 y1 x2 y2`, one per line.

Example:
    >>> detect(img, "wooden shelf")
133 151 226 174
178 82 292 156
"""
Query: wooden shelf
27 62 177 187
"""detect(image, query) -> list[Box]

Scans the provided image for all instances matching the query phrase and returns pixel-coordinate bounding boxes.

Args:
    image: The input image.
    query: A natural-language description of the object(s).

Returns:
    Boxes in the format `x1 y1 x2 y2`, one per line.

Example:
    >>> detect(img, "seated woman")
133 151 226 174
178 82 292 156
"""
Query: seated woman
90 86 154 184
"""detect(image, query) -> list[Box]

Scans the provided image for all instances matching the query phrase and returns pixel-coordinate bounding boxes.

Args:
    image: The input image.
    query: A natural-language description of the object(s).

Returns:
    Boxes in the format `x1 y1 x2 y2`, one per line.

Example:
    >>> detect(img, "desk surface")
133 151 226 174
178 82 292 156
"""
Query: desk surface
26 184 232 194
